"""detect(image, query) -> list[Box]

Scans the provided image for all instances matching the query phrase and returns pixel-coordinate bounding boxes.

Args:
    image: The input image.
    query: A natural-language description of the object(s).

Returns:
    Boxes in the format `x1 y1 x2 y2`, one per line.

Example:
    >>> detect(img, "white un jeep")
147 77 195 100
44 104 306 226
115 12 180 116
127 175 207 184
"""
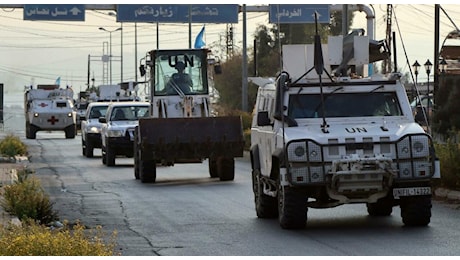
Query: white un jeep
249 33 440 229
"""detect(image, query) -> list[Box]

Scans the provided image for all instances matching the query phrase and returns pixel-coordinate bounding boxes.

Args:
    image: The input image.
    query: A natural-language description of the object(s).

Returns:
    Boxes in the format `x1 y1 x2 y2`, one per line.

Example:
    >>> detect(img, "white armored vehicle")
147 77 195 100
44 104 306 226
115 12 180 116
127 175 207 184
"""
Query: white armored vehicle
24 84 77 139
250 31 440 229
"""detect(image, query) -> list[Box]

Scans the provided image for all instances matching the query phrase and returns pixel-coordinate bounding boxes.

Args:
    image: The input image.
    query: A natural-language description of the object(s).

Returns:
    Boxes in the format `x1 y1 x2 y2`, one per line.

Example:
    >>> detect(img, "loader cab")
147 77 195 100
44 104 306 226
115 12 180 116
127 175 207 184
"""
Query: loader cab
148 49 210 97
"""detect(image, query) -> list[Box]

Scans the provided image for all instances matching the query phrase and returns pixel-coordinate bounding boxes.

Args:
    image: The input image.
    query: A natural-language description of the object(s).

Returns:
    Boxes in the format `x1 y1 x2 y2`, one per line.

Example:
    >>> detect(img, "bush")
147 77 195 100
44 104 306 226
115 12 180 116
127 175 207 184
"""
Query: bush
0 134 27 158
0 220 117 256
0 172 58 224
434 140 460 190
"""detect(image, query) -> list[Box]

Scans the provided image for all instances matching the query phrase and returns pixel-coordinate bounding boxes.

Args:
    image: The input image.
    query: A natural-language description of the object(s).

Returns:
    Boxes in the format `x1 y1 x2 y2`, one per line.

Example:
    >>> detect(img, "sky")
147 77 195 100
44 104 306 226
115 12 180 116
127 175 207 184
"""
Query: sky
1 2 460 94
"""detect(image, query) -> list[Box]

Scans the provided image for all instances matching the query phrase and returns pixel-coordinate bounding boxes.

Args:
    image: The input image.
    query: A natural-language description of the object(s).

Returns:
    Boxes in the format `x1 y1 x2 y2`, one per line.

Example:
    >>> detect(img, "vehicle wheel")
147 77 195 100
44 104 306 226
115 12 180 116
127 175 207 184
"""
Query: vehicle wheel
106 142 116 166
208 157 218 178
133 138 140 180
140 158 156 183
29 125 37 139
252 169 277 218
101 146 107 165
65 125 76 139
82 138 86 156
278 175 307 229
367 196 394 216
85 140 94 158
400 195 432 226
217 157 234 181
25 122 34 139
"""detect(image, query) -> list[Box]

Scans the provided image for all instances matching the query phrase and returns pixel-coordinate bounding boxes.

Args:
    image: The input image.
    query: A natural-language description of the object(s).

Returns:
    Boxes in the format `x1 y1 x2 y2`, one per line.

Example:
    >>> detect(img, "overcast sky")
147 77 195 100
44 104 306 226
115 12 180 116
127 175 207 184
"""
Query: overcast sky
1 2 460 93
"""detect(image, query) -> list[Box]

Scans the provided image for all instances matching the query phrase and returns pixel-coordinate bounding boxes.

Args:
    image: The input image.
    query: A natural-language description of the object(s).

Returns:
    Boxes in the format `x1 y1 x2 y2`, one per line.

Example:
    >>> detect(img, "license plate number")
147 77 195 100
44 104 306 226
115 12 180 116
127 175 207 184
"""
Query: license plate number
393 187 431 198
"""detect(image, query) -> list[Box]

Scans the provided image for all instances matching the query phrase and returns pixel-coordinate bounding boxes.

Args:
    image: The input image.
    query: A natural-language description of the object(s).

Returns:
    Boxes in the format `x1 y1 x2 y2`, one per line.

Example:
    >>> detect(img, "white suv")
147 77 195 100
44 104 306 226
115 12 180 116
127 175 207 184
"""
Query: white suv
81 102 110 158
100 101 150 166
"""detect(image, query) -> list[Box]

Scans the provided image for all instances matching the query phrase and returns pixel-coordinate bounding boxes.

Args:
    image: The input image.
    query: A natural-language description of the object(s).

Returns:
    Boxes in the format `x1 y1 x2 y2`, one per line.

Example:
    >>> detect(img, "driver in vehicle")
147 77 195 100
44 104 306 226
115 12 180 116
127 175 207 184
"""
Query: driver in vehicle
166 61 193 95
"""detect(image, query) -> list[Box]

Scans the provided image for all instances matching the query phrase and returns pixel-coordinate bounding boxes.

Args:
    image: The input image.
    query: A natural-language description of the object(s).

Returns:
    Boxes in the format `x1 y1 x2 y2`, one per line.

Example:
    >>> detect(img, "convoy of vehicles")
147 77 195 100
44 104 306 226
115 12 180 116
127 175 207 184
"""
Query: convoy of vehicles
249 32 440 229
24 84 77 139
80 101 110 158
132 48 244 183
100 101 150 166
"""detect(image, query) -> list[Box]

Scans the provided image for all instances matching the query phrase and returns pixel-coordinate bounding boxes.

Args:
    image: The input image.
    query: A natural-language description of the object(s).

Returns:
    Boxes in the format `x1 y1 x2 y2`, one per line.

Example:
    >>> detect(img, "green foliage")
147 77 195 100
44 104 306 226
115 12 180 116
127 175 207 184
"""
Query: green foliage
214 55 258 112
0 172 58 224
0 220 117 256
0 134 27 158
434 140 460 190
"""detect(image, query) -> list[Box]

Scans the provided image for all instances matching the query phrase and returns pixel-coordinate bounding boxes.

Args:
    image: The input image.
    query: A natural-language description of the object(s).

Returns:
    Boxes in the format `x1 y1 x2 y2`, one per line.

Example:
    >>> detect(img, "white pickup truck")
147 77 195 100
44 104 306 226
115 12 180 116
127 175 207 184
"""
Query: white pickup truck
99 101 150 166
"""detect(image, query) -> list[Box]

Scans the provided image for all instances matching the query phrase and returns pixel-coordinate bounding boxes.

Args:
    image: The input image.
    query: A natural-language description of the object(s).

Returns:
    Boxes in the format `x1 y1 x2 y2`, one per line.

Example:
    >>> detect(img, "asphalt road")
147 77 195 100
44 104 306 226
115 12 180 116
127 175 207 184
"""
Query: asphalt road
17 132 460 256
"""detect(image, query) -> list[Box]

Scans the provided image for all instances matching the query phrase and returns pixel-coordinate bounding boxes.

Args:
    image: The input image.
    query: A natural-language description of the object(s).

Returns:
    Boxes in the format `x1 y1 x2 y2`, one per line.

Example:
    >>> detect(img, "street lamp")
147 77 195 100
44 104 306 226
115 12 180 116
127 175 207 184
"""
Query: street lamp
439 58 448 74
424 59 433 128
412 60 420 99
99 27 122 85
108 12 124 83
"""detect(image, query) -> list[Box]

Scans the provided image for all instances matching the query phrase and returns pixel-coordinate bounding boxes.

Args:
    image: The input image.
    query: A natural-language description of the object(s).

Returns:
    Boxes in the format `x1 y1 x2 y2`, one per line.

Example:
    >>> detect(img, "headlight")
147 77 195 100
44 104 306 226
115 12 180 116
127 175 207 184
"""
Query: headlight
287 141 322 162
67 113 73 117
287 142 307 162
397 135 430 159
86 126 101 134
107 129 123 137
34 113 39 117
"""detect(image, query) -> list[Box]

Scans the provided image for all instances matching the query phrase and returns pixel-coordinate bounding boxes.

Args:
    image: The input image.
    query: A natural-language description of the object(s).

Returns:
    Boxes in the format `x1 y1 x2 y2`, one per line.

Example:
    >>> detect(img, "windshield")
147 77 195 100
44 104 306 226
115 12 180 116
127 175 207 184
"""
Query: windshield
110 106 149 121
288 92 402 118
89 106 108 119
153 52 207 96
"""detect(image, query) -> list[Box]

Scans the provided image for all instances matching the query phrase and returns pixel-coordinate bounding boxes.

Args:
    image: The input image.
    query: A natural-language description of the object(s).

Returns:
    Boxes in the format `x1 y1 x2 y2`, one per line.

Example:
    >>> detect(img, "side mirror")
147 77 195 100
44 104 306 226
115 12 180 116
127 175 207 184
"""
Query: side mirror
80 116 86 121
98 117 107 124
257 111 271 126
139 65 146 77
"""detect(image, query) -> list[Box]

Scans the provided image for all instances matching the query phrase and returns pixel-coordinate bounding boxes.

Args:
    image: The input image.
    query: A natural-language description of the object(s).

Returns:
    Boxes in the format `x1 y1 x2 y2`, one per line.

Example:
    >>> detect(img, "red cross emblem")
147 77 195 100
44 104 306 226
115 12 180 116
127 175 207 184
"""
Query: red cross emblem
47 116 59 125
39 103 48 107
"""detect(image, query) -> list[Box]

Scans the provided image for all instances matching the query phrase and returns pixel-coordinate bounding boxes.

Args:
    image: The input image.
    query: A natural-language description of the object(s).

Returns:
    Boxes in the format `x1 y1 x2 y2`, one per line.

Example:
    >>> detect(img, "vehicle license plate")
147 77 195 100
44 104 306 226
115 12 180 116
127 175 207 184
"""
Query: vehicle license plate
393 187 431 198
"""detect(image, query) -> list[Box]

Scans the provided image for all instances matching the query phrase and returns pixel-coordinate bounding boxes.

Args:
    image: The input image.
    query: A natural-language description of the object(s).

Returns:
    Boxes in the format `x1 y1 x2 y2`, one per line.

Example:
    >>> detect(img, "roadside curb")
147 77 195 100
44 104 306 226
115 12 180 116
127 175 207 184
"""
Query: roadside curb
434 187 460 201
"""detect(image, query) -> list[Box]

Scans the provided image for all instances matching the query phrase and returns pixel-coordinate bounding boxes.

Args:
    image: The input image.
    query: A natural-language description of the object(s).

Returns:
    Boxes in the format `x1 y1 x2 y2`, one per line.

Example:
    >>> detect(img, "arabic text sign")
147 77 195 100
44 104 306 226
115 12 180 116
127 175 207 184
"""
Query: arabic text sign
116 4 239 23
24 4 85 21
269 4 330 24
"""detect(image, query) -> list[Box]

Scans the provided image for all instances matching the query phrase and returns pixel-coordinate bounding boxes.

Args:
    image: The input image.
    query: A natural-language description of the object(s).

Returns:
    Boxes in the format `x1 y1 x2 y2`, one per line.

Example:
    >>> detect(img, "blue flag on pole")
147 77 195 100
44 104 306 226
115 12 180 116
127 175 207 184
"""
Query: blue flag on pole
194 26 206 49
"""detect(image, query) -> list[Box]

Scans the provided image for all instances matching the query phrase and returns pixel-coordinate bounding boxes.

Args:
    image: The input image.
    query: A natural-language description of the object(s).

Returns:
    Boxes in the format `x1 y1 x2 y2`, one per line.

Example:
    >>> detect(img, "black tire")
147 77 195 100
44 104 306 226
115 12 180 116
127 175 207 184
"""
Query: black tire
133 136 140 180
25 122 34 139
367 196 394 216
252 169 277 218
26 124 37 139
65 125 76 139
400 195 432 226
101 146 107 165
106 142 116 166
278 176 307 229
217 157 235 181
209 158 218 178
85 139 94 158
81 137 86 156
140 158 156 183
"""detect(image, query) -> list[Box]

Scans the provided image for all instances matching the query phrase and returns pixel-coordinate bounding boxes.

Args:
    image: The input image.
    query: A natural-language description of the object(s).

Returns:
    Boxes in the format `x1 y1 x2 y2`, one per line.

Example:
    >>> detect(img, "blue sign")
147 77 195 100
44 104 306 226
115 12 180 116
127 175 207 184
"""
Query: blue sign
24 4 85 21
269 4 330 24
116 4 239 23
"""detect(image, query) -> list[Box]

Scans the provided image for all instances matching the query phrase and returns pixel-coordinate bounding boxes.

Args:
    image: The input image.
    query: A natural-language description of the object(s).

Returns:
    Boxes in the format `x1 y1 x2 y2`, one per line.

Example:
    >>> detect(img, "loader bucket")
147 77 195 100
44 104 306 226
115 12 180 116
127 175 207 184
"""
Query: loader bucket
138 116 244 161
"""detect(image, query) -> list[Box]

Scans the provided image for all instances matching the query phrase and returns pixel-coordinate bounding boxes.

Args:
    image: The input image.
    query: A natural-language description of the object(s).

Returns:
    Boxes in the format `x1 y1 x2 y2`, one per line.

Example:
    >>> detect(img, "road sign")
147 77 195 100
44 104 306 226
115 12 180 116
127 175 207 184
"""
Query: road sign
24 4 85 21
116 4 239 23
269 4 330 24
